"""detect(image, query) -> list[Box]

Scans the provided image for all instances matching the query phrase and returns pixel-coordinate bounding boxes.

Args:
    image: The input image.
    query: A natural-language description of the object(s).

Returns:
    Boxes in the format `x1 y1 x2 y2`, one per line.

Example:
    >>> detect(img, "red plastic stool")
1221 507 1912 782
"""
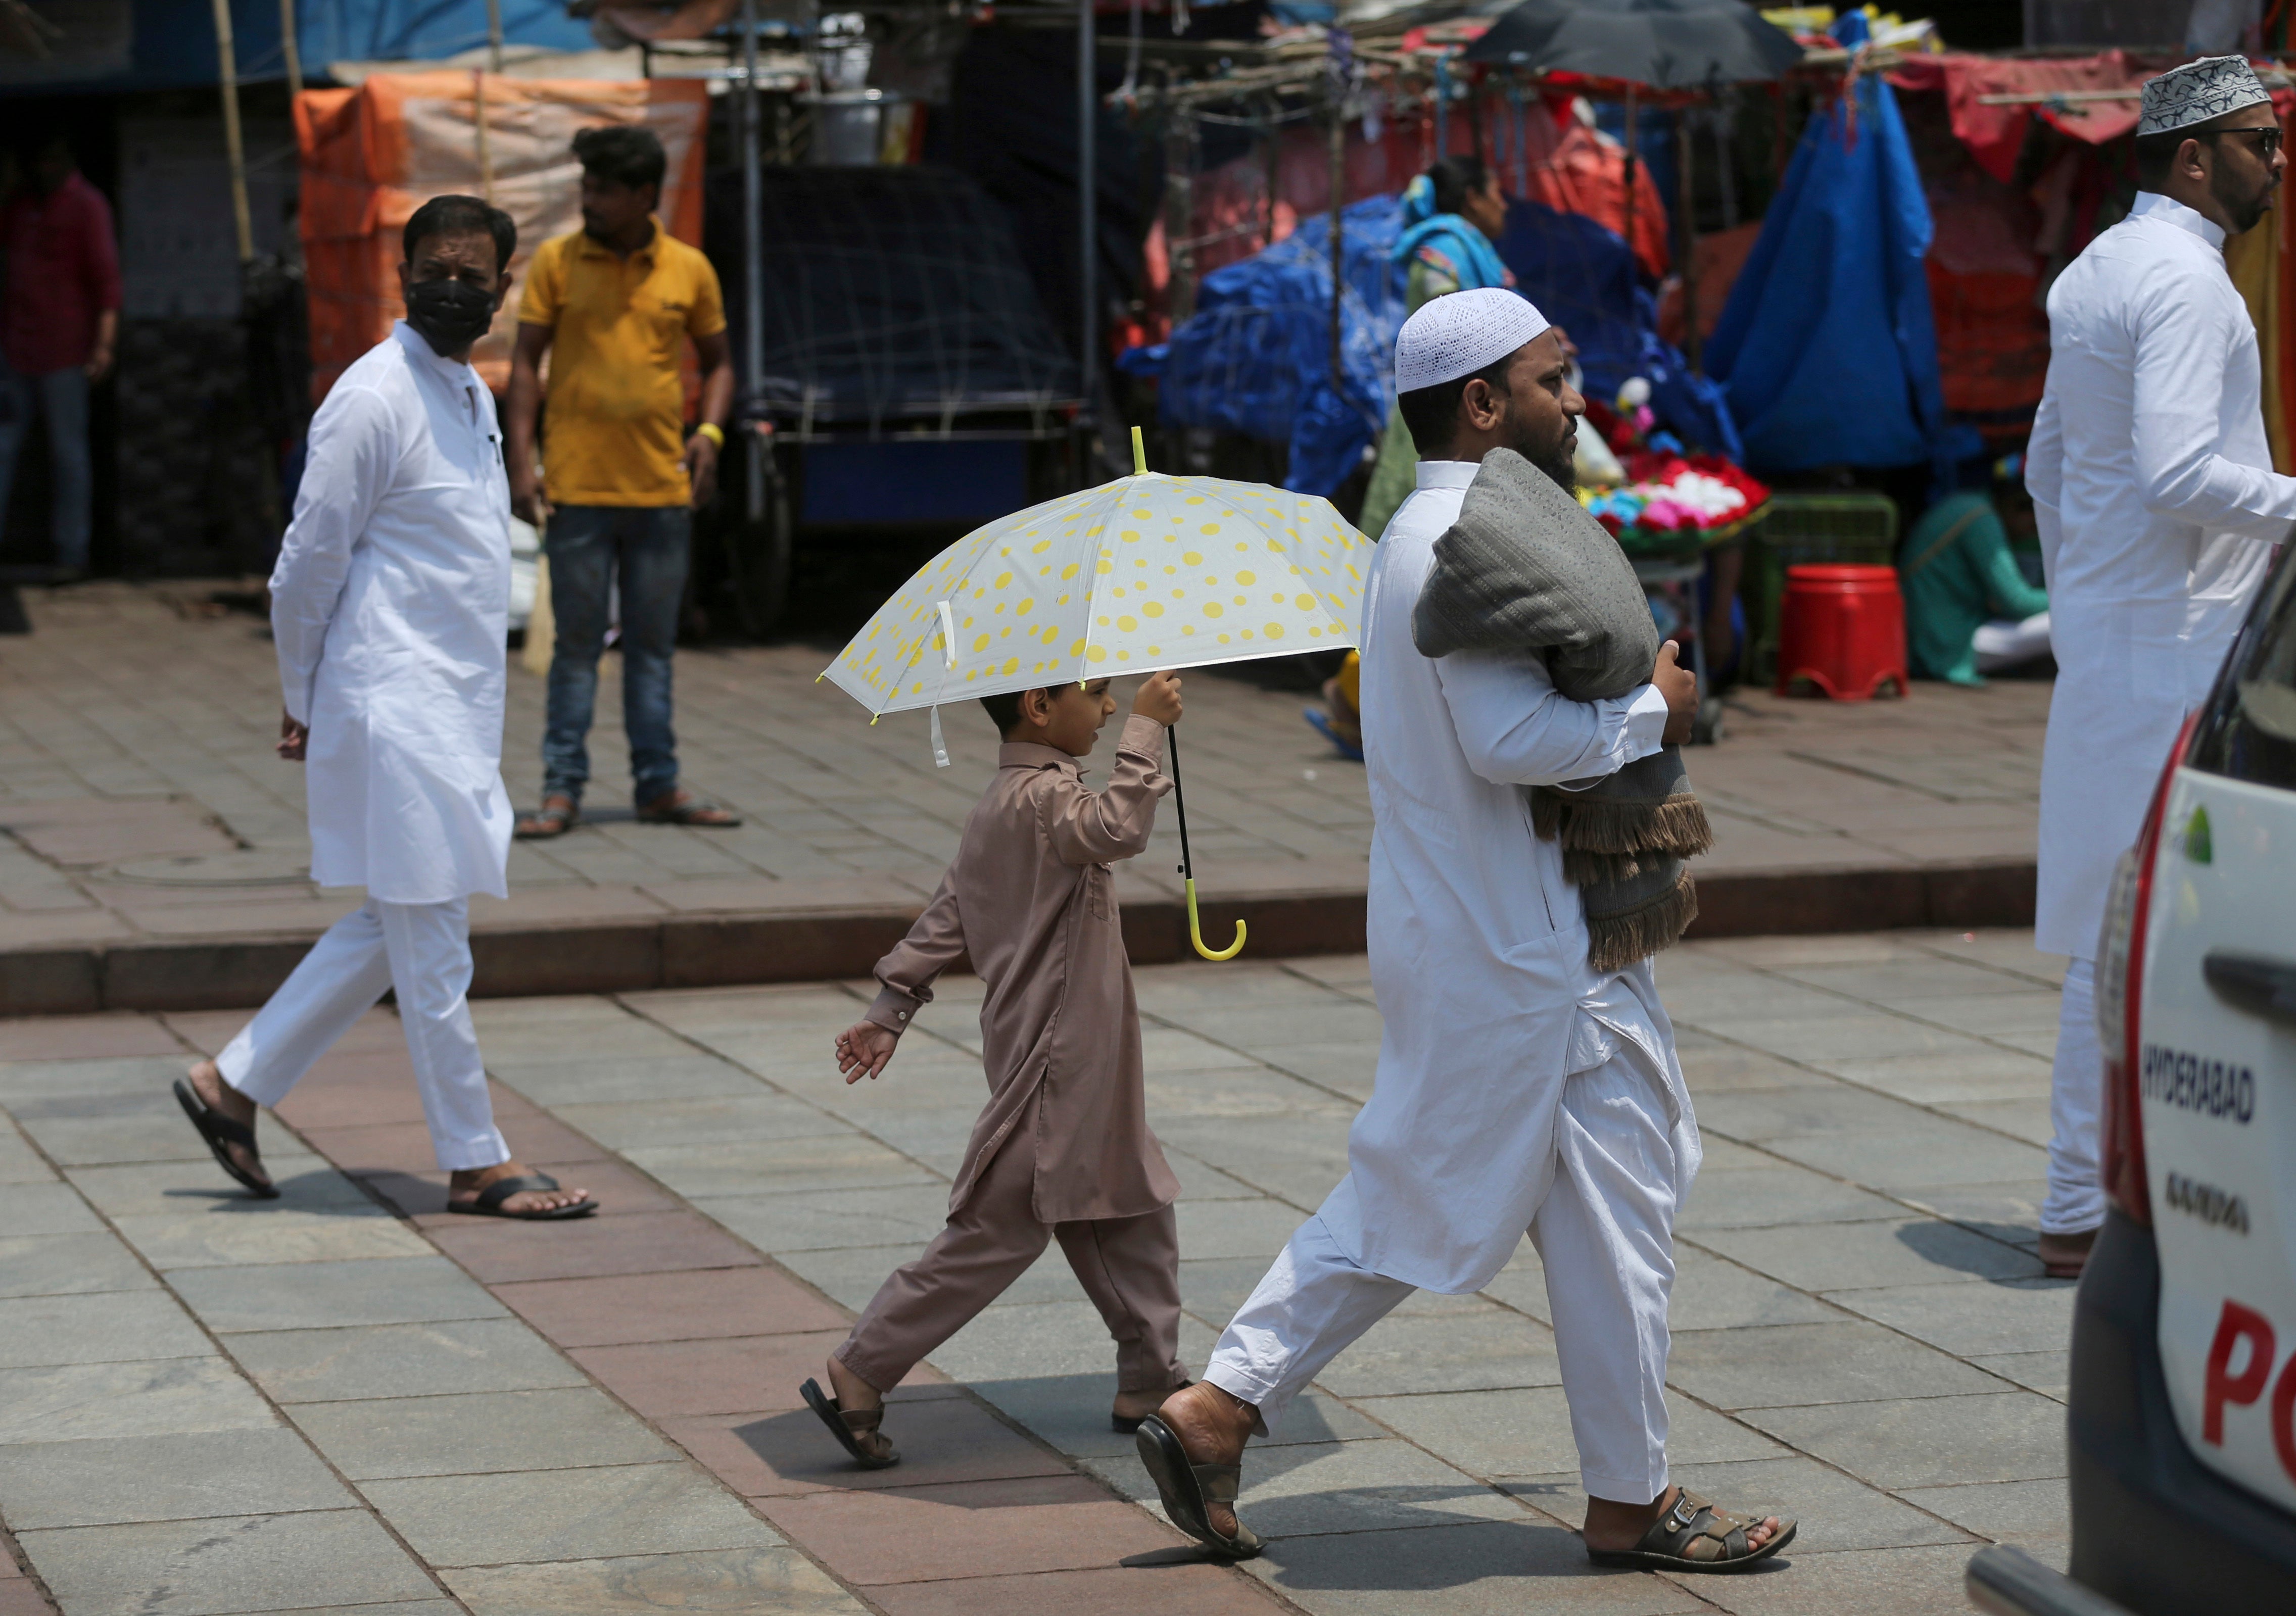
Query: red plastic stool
1774 564 1908 700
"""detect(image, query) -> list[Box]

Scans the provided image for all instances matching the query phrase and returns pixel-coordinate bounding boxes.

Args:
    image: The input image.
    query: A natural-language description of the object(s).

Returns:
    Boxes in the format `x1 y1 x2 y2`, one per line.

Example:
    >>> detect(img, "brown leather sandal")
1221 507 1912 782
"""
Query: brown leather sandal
1586 1488 1796 1574
514 795 579 839
800 1377 899 1470
1134 1413 1263 1559
636 789 741 827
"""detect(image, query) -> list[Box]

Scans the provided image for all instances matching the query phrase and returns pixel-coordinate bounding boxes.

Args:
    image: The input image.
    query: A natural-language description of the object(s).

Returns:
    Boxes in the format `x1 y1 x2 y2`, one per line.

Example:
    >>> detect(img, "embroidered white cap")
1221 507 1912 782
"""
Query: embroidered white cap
2137 55 2273 138
1393 287 1552 395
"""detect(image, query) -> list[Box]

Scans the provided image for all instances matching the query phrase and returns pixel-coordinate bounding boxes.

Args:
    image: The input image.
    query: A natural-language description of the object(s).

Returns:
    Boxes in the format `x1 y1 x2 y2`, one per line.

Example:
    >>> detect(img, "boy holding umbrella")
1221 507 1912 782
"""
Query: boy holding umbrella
802 670 1190 1466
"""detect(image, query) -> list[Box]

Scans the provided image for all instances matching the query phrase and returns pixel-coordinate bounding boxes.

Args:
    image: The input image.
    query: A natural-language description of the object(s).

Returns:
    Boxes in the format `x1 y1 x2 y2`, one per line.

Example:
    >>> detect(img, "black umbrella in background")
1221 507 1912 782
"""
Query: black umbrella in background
1461 0 1803 89
1463 0 1804 371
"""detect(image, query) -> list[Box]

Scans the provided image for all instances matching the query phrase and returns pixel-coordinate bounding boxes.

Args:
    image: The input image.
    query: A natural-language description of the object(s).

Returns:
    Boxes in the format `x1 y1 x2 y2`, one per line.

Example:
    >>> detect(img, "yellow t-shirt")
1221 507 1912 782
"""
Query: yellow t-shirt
519 221 727 507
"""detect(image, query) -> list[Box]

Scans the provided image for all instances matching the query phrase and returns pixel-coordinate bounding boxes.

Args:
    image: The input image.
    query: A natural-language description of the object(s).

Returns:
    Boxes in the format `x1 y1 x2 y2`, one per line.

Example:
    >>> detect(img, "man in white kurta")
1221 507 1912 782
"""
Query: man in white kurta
2024 57 2291 1275
1139 291 1789 1571
176 197 591 1220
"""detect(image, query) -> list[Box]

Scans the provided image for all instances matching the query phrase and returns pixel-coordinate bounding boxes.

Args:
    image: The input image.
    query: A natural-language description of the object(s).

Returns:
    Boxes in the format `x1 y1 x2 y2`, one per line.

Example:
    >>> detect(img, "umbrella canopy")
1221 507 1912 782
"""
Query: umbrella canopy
823 473 1368 717
1462 0 1802 89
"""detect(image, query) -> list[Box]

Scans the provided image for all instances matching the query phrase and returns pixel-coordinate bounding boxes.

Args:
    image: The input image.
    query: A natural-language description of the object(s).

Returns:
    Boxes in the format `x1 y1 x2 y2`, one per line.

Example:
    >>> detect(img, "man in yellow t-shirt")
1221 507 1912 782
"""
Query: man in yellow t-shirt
505 124 739 837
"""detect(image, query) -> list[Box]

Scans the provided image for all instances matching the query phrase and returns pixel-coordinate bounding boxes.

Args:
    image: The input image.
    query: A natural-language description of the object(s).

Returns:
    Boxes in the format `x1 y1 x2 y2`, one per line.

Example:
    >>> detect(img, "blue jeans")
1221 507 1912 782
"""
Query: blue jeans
0 365 92 572
542 504 691 807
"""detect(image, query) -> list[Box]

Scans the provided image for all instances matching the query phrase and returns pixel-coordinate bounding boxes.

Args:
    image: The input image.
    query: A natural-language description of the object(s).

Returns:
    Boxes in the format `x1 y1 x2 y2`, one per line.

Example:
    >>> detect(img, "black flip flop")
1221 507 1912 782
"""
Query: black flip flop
800 1377 900 1470
446 1172 597 1220
173 1078 279 1200
1134 1413 1262 1559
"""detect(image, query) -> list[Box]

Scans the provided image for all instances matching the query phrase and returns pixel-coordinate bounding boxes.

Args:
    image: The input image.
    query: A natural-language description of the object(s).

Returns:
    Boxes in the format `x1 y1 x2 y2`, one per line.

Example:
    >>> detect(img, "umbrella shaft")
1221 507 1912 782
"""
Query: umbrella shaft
1167 724 1195 879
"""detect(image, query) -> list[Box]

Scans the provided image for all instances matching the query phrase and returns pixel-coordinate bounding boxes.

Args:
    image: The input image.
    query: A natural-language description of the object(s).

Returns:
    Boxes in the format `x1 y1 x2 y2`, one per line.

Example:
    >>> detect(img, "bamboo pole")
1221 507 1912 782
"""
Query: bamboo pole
473 70 494 201
211 0 254 265
485 0 504 73
278 0 302 99
1078 0 1099 430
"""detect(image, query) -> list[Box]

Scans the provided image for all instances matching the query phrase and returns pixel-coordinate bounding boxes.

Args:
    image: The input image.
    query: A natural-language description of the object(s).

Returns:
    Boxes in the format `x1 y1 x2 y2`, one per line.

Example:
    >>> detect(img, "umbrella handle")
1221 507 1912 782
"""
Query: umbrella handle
1184 876 1246 962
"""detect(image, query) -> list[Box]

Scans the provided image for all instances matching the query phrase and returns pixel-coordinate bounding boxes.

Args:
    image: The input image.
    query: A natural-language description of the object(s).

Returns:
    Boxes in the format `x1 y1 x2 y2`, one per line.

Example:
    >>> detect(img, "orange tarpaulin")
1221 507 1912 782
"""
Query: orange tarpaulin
295 73 708 401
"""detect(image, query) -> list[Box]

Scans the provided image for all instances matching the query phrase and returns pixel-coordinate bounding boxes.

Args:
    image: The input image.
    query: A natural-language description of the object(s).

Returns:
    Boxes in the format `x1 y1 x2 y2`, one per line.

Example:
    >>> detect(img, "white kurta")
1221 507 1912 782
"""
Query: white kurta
1314 460 1693 1295
270 323 514 904
2026 191 2289 958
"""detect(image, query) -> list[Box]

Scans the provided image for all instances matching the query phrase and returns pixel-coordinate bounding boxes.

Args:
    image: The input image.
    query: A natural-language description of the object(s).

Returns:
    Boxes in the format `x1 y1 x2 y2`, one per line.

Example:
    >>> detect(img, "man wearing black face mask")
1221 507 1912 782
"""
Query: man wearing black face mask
174 195 598 1222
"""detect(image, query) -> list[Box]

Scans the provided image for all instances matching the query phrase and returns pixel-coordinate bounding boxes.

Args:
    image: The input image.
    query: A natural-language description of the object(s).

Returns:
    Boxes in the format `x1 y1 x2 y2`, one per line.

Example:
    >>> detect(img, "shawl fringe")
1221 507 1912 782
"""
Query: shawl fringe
1585 869 1700 974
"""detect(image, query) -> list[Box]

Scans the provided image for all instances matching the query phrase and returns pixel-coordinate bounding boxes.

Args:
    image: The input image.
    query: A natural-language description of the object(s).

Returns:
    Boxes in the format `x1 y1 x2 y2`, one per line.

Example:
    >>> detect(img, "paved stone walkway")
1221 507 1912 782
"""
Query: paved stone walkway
0 929 2071 1613
2 582 2046 966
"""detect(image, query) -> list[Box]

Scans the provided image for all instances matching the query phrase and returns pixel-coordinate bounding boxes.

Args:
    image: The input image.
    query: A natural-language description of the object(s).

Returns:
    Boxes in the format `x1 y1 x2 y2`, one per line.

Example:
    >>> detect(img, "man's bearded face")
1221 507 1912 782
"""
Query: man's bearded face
1491 336 1582 494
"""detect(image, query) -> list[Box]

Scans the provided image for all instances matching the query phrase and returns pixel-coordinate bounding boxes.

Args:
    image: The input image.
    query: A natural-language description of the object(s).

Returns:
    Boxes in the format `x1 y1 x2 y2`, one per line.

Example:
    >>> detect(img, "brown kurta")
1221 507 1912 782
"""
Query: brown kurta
865 713 1182 1223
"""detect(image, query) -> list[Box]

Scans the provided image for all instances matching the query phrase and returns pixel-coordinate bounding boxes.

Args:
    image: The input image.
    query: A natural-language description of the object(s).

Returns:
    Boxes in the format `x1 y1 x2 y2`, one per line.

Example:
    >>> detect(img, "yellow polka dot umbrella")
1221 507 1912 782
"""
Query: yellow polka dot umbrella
823 428 1371 961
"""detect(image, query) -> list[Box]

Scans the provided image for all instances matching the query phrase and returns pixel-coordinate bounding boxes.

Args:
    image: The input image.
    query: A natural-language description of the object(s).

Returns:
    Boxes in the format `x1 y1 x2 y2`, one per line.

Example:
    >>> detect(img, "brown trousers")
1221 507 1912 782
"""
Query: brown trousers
835 1115 1186 1396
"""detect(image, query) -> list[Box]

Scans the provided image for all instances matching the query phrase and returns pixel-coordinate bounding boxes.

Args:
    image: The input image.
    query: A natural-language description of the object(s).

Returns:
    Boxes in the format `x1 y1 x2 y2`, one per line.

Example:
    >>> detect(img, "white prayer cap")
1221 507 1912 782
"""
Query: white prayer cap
1393 287 1552 394
2137 55 2272 138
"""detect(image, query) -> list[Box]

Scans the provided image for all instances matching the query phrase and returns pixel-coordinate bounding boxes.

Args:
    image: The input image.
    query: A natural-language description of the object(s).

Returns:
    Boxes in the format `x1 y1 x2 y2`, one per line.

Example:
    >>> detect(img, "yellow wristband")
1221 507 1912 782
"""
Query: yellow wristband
694 422 725 449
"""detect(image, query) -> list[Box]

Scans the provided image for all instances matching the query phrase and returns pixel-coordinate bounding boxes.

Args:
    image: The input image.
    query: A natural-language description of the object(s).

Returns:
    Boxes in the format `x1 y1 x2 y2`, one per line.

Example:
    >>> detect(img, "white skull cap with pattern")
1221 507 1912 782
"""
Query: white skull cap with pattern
2137 54 2273 138
1394 287 1552 394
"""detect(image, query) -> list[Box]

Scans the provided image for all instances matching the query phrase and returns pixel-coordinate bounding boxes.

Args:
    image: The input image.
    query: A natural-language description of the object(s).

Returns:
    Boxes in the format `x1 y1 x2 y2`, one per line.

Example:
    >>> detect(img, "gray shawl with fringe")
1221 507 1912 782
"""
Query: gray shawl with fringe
1411 448 1710 972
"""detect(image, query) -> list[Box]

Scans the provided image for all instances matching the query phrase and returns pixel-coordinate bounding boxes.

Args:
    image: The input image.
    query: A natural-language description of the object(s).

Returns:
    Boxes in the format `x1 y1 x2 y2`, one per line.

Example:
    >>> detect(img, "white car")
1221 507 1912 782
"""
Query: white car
2038 542 2296 1613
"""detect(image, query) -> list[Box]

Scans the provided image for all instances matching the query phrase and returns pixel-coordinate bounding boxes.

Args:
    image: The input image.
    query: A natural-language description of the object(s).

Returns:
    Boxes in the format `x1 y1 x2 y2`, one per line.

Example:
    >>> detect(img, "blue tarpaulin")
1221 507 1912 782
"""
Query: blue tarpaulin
1495 198 1740 461
4 0 592 95
1124 195 1407 498
1703 16 1946 471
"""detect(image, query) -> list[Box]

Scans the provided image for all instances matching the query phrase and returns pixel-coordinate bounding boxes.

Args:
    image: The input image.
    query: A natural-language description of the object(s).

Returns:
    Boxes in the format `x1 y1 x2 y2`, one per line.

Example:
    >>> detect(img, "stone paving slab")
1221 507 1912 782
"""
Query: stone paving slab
0 584 2049 1013
0 927 2081 1612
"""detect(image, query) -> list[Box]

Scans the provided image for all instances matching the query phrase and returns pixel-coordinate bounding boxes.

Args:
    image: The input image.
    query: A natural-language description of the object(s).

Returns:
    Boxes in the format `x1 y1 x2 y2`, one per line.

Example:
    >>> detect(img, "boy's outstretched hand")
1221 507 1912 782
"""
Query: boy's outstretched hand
835 1021 899 1083
1133 669 1183 726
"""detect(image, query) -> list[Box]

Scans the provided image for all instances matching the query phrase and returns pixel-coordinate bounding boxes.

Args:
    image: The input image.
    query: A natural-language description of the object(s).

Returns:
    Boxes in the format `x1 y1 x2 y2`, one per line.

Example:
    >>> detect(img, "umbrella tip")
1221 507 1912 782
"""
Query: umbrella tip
1131 425 1147 478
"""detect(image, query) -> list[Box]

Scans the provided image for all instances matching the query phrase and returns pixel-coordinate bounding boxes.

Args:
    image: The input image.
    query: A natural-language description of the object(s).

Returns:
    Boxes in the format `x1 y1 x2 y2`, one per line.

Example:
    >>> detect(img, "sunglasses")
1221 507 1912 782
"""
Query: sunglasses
2205 126 2285 158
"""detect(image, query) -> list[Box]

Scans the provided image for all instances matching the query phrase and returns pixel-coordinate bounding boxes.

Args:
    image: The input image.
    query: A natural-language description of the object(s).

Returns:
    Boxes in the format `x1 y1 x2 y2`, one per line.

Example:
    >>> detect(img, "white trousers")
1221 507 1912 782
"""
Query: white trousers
216 897 508 1172
1205 1038 1681 1504
2042 956 2102 1236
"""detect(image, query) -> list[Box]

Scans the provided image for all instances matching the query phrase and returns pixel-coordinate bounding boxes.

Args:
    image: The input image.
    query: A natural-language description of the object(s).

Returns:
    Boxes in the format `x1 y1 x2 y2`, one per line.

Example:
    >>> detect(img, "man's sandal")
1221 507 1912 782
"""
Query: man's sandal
635 790 741 827
1586 1489 1797 1574
173 1079 279 1199
799 1377 899 1470
514 797 579 839
446 1173 597 1220
1134 1413 1263 1559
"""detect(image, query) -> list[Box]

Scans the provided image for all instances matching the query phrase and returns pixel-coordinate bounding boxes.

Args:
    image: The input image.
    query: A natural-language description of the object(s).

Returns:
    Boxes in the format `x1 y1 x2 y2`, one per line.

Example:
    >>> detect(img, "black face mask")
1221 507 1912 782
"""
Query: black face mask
404 277 497 355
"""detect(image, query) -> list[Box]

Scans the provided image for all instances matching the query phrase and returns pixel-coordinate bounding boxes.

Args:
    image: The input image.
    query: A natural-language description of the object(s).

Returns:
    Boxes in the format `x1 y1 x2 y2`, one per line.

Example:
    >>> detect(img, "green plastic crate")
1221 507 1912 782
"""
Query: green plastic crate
1744 491 1900 685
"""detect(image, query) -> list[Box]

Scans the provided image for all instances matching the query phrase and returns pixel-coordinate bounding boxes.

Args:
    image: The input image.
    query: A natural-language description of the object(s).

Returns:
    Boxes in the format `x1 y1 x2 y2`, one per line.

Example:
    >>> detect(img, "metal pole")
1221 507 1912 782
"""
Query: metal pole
278 0 303 100
1327 86 1343 385
1078 0 1098 440
1621 85 1638 278
1163 110 1194 324
1678 107 1700 374
485 0 504 74
211 0 254 265
741 0 767 523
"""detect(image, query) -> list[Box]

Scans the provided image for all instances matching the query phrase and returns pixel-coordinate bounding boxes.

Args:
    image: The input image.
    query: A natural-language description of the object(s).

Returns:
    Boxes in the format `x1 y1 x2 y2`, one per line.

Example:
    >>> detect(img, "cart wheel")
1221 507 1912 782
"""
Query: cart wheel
723 436 793 637
1691 694 1727 746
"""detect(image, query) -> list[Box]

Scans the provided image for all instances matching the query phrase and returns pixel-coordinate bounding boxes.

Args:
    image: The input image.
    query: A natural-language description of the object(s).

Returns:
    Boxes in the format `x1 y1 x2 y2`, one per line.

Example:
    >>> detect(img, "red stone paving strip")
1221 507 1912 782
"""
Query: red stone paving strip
154 1013 1295 1615
0 1530 59 1616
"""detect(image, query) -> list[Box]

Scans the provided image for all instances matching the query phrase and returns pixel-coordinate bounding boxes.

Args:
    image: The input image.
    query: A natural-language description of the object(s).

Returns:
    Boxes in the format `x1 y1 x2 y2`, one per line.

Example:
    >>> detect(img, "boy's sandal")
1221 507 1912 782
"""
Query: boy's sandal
514 796 579 839
635 790 741 827
1586 1489 1796 1574
1133 1414 1263 1560
446 1173 598 1220
173 1078 279 1200
1112 1378 1191 1434
800 1377 899 1470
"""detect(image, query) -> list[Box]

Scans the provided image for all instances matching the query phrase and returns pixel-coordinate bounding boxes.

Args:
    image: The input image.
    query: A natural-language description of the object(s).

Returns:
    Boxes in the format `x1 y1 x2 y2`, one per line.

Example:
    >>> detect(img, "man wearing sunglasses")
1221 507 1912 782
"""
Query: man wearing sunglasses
2024 57 2294 1280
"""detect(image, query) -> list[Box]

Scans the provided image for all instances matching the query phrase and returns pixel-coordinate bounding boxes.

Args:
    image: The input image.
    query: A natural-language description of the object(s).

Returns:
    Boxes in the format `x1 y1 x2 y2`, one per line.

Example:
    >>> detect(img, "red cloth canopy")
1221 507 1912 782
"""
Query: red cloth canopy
1887 52 2143 182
